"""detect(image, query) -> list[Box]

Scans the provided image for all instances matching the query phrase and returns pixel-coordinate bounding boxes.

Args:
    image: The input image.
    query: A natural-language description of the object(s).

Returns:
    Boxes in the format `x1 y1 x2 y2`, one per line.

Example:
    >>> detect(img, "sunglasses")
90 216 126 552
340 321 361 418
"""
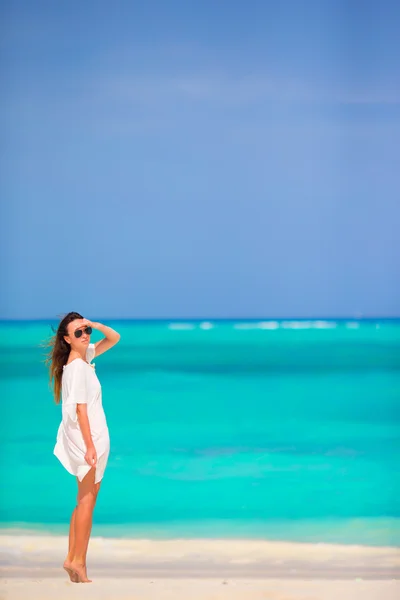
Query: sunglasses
74 326 92 338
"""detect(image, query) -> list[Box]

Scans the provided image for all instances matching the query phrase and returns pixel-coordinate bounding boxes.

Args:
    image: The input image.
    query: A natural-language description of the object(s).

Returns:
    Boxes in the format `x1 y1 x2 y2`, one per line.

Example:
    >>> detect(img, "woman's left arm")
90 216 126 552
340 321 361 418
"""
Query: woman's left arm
83 320 121 357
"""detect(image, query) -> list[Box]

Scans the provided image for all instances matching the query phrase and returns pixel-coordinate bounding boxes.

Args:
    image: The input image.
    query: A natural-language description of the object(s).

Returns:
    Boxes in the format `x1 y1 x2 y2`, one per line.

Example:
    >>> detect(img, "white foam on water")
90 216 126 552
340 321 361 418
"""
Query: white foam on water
199 322 214 330
258 321 280 329
233 320 340 330
281 321 314 329
168 323 196 330
233 322 278 330
311 321 338 329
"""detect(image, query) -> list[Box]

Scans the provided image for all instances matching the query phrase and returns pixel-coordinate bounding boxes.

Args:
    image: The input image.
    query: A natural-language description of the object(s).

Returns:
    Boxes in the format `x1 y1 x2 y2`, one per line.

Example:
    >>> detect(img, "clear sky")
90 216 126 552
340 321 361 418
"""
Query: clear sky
1 0 399 320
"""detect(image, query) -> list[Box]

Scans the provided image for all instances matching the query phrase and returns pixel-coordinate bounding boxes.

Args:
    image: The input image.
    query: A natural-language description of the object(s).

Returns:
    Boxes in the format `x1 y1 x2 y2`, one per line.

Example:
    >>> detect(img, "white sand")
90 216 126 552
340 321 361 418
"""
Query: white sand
2 578 400 600
1 533 399 599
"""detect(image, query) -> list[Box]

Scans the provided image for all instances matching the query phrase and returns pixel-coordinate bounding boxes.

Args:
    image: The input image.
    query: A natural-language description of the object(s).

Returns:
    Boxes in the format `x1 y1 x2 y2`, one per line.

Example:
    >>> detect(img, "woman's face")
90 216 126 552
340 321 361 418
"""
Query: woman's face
64 319 91 352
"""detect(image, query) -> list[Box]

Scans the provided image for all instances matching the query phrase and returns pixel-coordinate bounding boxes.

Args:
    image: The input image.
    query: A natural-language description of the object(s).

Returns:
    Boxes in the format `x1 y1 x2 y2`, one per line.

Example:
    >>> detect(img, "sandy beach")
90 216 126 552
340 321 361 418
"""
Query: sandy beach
1 533 399 599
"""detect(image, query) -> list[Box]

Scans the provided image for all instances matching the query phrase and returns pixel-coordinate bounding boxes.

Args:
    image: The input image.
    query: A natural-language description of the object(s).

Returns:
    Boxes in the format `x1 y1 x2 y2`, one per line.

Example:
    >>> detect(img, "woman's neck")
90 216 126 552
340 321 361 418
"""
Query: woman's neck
68 349 87 362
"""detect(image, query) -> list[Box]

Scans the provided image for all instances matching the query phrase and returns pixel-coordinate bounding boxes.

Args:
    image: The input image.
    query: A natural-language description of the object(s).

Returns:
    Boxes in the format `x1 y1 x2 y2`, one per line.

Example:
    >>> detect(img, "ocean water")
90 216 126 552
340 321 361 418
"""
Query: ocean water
0 319 399 546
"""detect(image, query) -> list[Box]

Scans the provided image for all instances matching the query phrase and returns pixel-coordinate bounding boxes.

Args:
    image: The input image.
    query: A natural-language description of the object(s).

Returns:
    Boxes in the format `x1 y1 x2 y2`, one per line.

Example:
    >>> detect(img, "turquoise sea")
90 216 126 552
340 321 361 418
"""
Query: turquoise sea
0 319 399 546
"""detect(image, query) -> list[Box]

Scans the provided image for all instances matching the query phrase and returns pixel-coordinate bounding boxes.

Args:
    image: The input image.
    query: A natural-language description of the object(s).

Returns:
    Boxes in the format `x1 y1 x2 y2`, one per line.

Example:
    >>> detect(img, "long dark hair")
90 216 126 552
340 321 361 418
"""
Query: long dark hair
45 312 83 403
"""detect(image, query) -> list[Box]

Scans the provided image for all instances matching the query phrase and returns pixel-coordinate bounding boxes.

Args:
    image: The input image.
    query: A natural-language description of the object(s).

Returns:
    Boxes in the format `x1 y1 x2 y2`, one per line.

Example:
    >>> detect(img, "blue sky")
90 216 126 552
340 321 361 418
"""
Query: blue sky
1 0 399 319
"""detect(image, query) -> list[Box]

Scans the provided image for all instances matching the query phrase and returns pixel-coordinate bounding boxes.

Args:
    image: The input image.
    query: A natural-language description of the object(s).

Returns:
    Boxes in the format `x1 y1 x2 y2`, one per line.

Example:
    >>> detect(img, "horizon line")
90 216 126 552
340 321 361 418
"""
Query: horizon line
0 316 399 323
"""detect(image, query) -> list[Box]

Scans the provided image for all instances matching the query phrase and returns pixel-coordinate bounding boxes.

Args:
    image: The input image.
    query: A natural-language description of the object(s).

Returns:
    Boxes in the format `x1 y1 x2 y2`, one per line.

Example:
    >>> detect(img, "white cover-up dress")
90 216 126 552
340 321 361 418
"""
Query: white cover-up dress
54 344 110 484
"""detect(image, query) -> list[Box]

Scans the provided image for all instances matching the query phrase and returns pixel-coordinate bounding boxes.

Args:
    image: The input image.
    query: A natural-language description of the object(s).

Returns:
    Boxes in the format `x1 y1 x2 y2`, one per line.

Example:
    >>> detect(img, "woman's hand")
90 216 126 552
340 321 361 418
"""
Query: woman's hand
81 318 100 330
85 445 97 467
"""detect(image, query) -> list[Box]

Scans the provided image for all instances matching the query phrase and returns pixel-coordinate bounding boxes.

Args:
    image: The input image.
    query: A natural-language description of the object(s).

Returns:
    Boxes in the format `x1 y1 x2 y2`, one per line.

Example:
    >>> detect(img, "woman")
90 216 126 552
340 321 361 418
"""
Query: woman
47 311 120 583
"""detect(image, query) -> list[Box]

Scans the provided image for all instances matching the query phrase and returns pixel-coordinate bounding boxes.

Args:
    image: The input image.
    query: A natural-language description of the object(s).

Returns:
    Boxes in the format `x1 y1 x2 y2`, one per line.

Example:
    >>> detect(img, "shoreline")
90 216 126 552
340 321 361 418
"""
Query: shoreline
1 516 399 547
1 533 399 579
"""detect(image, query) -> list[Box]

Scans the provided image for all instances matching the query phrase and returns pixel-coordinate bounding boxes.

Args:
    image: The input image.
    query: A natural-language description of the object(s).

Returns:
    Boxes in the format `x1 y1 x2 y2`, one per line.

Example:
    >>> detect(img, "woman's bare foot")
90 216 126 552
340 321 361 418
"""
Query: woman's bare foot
70 561 92 583
63 560 79 583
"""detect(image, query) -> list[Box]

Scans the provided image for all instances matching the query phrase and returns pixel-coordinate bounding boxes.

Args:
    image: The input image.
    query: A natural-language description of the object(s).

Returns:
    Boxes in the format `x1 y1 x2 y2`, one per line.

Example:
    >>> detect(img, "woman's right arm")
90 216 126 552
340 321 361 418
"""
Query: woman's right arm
76 404 97 467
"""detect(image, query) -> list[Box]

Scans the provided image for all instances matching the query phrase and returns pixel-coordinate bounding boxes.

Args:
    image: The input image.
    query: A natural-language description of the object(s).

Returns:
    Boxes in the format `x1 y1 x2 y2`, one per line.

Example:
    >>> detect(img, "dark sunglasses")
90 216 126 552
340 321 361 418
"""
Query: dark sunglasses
74 326 92 338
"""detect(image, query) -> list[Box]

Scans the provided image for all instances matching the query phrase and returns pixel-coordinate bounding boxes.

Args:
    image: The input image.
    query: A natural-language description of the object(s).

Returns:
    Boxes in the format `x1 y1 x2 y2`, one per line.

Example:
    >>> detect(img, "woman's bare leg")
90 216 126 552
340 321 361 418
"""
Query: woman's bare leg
68 507 77 560
63 507 79 582
69 468 101 583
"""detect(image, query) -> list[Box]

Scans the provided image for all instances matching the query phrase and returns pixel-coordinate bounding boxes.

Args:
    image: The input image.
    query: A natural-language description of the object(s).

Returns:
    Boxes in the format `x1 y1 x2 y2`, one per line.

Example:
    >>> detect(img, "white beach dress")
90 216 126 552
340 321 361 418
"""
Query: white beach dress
54 344 110 484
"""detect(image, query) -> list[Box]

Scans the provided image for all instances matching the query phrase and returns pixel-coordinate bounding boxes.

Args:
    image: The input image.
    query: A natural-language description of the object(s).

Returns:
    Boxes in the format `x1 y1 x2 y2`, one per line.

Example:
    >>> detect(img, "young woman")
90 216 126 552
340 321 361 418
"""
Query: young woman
47 311 120 583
